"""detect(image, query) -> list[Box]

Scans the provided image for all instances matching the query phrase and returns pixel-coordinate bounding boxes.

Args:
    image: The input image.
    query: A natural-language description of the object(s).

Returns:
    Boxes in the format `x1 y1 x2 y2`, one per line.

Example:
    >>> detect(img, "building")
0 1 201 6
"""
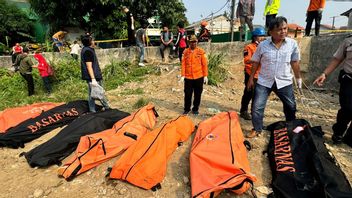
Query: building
185 14 238 35
287 23 305 38
341 8 352 29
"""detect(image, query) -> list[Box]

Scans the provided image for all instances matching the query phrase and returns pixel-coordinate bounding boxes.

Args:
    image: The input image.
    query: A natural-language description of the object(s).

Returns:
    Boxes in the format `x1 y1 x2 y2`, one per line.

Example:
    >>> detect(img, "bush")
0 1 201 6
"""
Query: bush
207 52 228 86
133 97 150 109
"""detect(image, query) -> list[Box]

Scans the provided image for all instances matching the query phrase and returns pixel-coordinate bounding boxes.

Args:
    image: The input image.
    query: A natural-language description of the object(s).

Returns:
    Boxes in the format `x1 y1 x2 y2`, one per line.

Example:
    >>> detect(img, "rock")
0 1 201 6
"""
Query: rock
33 189 44 198
208 108 221 114
118 188 127 195
255 186 273 195
183 176 189 184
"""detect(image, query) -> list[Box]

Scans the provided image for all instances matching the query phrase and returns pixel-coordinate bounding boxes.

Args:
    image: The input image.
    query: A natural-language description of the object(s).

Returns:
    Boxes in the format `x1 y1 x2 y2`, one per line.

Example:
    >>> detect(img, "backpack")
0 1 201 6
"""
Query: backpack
190 112 256 197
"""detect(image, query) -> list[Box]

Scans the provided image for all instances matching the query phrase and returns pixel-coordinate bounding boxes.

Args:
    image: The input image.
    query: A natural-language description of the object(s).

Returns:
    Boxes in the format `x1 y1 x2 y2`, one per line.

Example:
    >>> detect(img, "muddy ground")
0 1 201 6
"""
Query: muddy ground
0 61 351 198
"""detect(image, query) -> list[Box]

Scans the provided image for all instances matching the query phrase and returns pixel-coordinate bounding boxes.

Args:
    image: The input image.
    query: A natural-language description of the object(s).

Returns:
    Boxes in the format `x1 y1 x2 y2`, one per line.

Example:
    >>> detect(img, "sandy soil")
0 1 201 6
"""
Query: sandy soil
0 61 351 198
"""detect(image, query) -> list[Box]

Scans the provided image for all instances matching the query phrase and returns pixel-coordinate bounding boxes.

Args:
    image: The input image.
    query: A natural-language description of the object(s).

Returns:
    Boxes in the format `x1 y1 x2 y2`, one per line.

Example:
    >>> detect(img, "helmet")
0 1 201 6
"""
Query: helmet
200 21 208 27
252 27 266 37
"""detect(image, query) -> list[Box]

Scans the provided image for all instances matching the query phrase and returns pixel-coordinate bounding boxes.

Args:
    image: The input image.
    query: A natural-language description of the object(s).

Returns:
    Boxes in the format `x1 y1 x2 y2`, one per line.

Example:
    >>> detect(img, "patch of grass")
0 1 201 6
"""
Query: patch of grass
0 58 156 111
133 97 150 109
121 88 144 95
207 52 228 86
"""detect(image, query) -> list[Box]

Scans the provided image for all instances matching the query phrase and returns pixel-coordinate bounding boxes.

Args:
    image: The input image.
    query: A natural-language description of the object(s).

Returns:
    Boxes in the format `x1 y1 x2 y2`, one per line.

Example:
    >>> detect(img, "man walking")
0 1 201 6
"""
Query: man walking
239 27 266 120
159 25 174 62
80 34 110 112
247 17 302 138
236 0 255 41
305 0 325 36
123 6 135 46
313 35 352 146
14 48 35 96
264 0 280 29
180 35 208 115
136 23 148 67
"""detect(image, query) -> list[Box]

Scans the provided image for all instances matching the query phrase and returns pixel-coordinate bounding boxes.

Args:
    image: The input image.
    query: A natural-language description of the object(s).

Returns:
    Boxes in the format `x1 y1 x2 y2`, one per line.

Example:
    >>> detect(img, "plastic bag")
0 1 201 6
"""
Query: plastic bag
90 84 105 100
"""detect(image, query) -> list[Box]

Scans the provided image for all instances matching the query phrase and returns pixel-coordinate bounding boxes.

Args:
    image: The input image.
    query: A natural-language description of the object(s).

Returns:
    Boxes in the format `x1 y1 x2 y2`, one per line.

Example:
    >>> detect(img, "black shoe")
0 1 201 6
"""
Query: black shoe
183 110 190 115
240 111 251 120
192 111 199 115
332 135 343 144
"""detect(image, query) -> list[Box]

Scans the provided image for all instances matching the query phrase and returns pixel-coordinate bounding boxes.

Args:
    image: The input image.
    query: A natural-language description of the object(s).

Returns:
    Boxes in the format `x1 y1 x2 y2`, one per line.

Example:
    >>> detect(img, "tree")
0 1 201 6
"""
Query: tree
29 0 188 39
0 0 33 45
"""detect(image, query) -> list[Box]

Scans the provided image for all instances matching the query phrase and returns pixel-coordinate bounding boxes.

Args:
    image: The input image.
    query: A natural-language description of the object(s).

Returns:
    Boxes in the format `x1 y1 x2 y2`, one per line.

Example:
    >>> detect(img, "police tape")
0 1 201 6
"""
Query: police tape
94 38 128 43
320 29 352 33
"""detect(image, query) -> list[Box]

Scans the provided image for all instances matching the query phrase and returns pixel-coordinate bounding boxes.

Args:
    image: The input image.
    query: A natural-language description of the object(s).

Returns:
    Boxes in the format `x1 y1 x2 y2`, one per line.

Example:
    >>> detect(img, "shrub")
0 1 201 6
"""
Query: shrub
207 52 228 86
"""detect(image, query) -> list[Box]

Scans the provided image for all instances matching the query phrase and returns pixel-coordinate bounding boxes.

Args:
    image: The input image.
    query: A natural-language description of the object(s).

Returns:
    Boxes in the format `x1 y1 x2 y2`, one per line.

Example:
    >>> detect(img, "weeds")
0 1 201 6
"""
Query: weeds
133 97 150 109
207 52 228 86
121 88 144 95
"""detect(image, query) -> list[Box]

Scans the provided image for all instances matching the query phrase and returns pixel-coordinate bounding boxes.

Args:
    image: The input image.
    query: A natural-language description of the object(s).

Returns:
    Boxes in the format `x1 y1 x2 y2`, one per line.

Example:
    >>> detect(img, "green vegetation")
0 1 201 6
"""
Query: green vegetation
207 53 228 86
0 58 159 111
121 88 144 95
133 98 150 109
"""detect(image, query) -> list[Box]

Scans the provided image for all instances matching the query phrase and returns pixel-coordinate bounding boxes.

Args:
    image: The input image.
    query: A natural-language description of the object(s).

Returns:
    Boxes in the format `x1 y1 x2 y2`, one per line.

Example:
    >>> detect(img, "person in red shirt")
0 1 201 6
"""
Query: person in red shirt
33 51 52 94
305 0 326 36
11 43 23 64
240 27 266 120
174 21 188 62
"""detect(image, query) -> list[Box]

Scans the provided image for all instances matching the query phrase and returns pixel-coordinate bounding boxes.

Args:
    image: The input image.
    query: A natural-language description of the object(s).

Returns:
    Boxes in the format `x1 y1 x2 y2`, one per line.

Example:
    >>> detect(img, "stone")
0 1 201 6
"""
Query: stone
118 188 127 195
255 186 273 195
182 176 189 184
207 108 221 114
33 189 44 198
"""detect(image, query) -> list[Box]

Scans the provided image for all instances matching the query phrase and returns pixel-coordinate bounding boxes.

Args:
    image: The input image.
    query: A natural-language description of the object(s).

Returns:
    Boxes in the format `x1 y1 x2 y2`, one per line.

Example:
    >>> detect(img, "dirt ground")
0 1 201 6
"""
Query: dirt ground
0 61 351 198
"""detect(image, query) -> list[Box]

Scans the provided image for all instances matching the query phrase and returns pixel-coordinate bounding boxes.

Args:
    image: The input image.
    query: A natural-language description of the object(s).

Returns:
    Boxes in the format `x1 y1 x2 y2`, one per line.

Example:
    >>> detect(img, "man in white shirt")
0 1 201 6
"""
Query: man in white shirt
247 16 302 138
70 40 81 60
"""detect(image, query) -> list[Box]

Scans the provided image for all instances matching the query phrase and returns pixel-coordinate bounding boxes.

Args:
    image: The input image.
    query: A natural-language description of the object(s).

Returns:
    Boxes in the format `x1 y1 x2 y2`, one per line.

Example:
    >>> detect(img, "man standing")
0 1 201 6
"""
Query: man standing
264 0 280 29
247 17 302 138
236 0 255 41
198 21 211 42
180 35 208 115
80 35 110 112
123 6 135 46
305 0 326 36
175 22 187 62
240 27 266 120
14 48 35 96
313 35 352 146
11 43 23 64
159 25 174 62
70 40 81 60
136 23 148 67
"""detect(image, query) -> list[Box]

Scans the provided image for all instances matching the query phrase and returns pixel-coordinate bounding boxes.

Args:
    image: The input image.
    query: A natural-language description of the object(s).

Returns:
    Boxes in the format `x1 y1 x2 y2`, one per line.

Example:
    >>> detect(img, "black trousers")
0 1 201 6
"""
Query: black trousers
240 72 257 113
333 70 352 144
305 10 322 36
42 76 51 93
21 73 34 96
178 47 186 62
159 43 174 59
265 14 277 29
127 29 135 46
184 77 204 112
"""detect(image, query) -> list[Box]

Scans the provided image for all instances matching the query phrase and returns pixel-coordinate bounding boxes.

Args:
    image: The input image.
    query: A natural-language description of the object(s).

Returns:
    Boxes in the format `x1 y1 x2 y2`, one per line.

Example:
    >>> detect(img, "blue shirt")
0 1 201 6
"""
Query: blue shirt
251 37 300 89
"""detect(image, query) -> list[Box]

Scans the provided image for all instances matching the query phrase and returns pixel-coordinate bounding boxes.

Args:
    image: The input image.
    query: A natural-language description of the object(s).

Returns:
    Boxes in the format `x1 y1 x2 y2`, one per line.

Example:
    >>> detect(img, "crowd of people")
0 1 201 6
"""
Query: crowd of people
8 0 352 146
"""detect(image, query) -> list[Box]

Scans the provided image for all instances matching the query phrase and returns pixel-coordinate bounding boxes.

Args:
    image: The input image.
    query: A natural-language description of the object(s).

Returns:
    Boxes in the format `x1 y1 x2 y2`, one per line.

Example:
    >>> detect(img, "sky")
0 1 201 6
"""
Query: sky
183 0 352 28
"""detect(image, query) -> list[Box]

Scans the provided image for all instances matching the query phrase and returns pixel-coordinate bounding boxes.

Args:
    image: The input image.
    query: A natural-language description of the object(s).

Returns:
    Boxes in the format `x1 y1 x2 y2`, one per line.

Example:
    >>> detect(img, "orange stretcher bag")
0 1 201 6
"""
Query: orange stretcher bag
190 112 256 198
0 102 63 133
57 104 158 180
108 115 195 190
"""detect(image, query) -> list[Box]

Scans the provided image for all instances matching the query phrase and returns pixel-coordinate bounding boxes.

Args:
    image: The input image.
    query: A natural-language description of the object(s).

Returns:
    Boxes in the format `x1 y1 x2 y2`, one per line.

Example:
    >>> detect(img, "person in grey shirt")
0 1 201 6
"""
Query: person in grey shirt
135 23 148 67
314 34 352 145
246 16 302 138
236 0 255 41
159 25 174 62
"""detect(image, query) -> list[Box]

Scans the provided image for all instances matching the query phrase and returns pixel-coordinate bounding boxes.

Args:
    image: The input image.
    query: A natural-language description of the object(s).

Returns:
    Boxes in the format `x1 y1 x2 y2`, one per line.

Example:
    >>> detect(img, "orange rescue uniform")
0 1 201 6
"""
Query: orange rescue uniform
244 42 260 79
307 0 325 12
181 47 208 79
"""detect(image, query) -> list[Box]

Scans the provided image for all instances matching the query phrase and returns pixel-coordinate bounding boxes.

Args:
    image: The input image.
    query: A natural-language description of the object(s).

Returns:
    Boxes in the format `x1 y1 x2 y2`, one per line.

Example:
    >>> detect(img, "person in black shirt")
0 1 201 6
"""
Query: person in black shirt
80 35 110 112
123 6 135 46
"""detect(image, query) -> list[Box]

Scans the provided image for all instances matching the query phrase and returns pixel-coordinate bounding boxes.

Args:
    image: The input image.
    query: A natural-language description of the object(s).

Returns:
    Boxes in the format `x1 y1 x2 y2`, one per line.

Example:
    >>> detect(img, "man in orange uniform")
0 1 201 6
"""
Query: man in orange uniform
305 0 325 36
240 27 266 120
180 35 208 115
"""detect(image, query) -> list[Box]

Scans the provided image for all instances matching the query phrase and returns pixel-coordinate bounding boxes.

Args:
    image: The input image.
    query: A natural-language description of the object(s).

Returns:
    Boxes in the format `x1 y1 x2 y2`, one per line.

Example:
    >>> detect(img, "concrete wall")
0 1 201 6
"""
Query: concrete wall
0 34 348 90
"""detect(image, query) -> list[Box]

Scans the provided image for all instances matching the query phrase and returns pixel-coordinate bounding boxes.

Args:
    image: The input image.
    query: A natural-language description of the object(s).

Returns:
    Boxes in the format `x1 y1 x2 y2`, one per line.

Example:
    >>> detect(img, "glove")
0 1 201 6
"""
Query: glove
296 78 302 89
179 76 185 83
91 79 98 86
172 46 176 51
204 76 208 85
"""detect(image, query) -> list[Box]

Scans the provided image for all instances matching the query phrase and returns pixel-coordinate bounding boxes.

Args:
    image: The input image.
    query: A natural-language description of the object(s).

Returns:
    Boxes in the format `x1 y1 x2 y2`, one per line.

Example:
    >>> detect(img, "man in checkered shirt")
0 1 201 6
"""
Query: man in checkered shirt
246 16 302 138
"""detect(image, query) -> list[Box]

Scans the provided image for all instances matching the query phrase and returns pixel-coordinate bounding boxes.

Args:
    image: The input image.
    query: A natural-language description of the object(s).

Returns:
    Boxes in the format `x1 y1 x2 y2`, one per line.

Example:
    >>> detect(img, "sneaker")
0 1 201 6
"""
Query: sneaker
183 110 190 115
138 62 145 67
332 134 343 144
192 111 199 115
240 111 251 120
246 129 259 138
